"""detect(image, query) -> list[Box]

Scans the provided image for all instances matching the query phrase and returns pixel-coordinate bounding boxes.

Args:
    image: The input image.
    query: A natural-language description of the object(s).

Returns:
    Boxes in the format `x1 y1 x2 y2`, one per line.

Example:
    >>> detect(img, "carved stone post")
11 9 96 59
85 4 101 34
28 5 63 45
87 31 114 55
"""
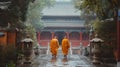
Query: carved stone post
21 35 33 64
90 34 104 64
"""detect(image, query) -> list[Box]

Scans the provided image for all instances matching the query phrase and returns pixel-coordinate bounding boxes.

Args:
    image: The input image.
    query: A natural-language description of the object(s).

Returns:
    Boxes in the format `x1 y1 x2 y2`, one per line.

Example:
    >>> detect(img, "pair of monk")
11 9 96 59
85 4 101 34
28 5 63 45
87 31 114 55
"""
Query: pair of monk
50 36 70 58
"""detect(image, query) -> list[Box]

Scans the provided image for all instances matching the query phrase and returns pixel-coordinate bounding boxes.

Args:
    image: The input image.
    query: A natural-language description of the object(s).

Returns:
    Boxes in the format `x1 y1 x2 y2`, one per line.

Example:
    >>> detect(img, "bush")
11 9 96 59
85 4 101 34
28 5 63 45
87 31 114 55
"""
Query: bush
92 19 117 58
0 44 17 67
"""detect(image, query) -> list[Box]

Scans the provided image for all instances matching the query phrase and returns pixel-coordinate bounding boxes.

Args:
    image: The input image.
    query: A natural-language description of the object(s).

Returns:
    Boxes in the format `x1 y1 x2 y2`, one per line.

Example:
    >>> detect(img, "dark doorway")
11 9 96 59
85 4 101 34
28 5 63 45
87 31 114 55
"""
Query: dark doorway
55 31 66 45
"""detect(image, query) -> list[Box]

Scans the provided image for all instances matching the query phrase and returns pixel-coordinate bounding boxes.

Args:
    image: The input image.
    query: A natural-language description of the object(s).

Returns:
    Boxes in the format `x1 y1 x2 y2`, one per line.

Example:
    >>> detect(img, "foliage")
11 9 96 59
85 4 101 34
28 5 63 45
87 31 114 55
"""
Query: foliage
0 0 55 30
73 0 118 20
73 0 118 59
6 61 15 67
74 0 117 50
23 22 37 45
0 45 17 67
92 19 117 50
26 0 55 30
101 44 115 58
0 0 32 29
24 0 55 45
9 0 34 21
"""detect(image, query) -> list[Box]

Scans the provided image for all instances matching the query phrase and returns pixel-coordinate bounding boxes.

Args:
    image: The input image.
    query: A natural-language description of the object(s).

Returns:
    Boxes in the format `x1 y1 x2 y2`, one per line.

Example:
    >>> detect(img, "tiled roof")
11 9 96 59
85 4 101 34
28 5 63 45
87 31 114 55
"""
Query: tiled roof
42 2 84 28
43 22 84 27
42 2 81 16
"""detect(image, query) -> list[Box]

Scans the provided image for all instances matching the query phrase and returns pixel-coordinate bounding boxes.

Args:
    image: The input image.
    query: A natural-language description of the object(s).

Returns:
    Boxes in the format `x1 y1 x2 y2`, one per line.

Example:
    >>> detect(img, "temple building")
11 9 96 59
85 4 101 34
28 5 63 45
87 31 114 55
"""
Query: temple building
37 1 89 47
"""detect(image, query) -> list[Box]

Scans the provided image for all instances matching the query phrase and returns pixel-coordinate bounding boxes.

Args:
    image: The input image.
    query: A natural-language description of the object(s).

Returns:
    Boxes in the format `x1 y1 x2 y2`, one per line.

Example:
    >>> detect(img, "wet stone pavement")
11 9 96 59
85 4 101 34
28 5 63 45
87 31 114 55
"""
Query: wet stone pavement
17 47 116 67
32 54 94 67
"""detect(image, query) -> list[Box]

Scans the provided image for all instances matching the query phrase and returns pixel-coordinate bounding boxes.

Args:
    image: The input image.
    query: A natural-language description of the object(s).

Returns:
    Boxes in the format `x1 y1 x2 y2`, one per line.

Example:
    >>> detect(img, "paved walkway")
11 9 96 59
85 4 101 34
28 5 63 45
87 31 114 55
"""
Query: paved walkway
17 47 117 67
32 54 93 67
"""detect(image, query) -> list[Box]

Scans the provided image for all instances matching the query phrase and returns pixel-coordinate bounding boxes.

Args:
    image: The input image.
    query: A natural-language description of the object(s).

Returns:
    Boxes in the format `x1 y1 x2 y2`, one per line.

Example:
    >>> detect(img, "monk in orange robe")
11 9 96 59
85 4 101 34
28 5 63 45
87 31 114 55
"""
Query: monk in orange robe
50 36 59 58
62 36 70 58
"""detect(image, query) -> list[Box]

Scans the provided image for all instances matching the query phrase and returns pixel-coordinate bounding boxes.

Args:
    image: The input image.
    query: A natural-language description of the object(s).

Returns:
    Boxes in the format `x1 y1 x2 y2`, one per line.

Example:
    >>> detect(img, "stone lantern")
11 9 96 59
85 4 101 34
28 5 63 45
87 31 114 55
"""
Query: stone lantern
90 34 104 64
21 35 33 64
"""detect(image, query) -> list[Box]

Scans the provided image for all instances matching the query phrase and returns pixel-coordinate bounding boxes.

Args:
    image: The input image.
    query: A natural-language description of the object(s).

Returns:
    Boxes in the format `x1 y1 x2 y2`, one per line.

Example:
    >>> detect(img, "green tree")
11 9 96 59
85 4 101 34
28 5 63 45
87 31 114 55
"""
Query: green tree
73 0 118 58
26 0 55 31
74 0 118 20
92 19 117 51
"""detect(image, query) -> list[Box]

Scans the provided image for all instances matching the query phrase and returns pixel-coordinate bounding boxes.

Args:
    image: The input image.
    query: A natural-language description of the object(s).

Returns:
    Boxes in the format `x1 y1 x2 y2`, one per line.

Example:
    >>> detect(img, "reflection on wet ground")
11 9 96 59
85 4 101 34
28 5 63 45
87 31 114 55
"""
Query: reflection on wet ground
31 47 93 67
33 54 93 67
17 47 116 67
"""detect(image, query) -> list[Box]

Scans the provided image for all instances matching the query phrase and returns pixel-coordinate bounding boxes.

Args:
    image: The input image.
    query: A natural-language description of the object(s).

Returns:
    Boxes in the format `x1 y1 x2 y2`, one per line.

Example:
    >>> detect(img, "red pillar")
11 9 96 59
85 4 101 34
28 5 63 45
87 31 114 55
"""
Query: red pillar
51 32 54 39
37 32 40 43
117 9 120 61
66 32 69 39
80 32 82 41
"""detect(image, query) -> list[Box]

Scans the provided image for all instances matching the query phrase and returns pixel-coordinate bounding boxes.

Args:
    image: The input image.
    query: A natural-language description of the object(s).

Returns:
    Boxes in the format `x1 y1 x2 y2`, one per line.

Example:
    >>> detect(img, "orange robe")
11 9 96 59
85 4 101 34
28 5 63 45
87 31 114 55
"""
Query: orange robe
62 38 70 55
50 39 59 56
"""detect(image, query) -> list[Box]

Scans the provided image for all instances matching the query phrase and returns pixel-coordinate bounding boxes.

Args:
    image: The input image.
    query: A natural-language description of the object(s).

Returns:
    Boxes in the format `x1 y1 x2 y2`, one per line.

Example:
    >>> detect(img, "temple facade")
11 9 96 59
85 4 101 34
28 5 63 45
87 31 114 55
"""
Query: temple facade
37 2 89 47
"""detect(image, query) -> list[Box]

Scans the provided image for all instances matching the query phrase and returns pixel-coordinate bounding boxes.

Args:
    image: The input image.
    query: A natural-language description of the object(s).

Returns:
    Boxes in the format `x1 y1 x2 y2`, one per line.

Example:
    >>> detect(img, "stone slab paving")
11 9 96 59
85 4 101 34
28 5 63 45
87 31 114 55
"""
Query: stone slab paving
32 54 94 67
17 47 117 67
32 47 100 67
